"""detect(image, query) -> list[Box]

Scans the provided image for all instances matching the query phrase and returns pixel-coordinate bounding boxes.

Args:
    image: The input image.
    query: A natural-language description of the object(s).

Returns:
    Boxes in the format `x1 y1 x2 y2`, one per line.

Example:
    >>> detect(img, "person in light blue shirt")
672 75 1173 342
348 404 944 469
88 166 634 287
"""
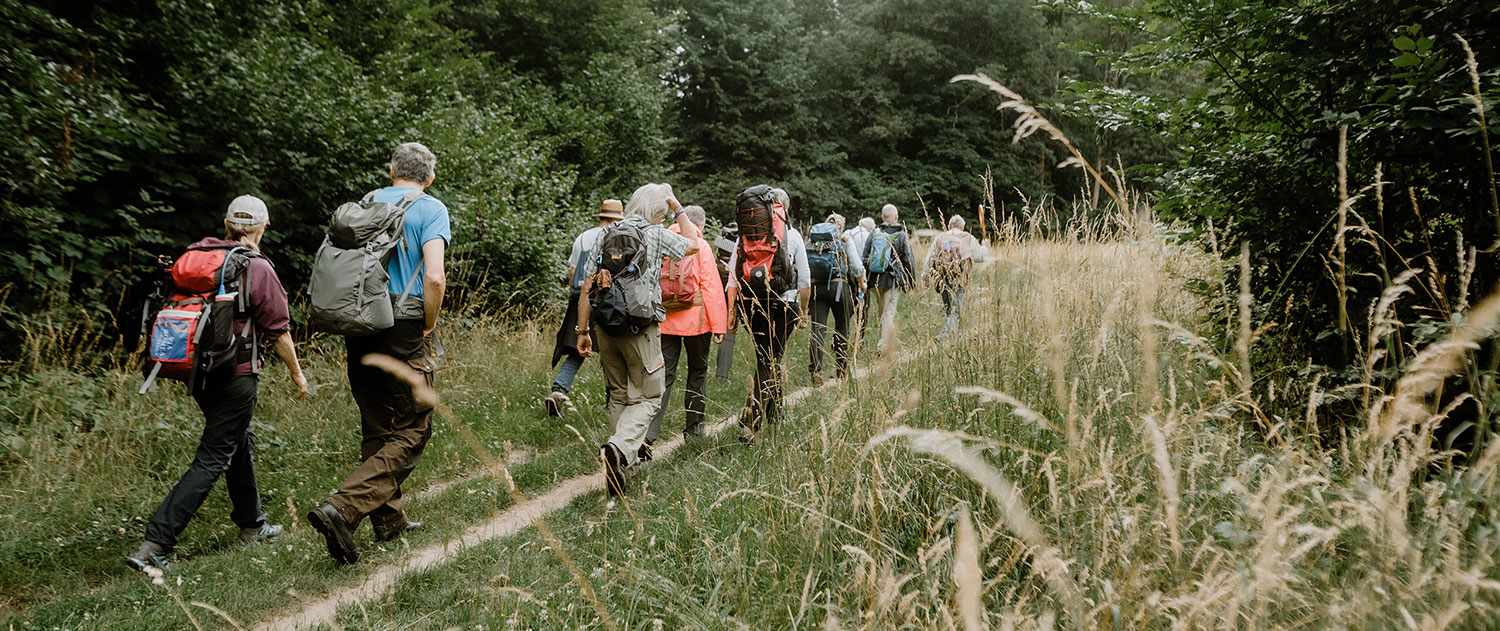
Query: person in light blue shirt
308 142 450 565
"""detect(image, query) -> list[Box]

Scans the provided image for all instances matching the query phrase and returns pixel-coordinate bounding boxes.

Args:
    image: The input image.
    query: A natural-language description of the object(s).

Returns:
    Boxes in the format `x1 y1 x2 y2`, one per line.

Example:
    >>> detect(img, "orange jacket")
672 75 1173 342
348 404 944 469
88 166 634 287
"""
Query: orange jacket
660 224 728 337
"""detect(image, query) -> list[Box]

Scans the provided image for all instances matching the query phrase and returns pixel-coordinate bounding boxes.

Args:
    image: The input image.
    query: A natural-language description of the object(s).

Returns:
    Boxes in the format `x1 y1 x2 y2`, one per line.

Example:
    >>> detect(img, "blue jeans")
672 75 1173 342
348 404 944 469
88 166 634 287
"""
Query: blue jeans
552 353 585 394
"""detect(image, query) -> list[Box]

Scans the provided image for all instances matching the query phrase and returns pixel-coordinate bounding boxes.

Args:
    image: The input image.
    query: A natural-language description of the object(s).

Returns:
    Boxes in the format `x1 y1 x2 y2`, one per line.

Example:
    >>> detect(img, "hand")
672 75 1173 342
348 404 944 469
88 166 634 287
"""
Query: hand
667 194 682 212
576 334 593 358
713 333 724 344
291 372 308 399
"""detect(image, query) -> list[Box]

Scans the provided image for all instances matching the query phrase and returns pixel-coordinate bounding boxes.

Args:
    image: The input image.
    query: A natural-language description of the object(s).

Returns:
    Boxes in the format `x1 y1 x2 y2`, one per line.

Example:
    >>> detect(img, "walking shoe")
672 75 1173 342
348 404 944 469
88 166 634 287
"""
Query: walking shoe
683 423 705 439
637 440 654 462
125 541 171 573
238 523 284 545
544 391 575 418
601 443 626 497
810 371 824 386
738 424 758 445
306 502 359 565
373 520 425 542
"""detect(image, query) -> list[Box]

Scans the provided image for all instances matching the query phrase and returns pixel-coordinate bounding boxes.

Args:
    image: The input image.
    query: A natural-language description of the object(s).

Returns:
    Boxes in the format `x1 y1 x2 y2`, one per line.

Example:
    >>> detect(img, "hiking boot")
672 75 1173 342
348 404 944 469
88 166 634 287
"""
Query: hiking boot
810 372 824 386
238 523 283 545
683 423 705 439
373 520 424 542
601 443 626 497
738 424 758 445
125 541 172 573
307 502 359 565
637 441 654 462
544 391 574 418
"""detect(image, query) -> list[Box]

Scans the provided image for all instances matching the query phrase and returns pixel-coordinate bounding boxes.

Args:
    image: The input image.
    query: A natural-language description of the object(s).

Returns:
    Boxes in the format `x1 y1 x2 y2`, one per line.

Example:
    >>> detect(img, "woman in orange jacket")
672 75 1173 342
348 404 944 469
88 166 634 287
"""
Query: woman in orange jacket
645 205 728 447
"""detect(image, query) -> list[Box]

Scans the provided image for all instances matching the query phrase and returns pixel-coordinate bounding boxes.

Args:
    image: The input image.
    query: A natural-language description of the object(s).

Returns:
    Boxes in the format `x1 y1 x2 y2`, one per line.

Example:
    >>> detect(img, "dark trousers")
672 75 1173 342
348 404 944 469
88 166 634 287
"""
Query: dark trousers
809 291 852 377
146 374 266 549
333 319 433 531
741 299 795 431
648 332 713 441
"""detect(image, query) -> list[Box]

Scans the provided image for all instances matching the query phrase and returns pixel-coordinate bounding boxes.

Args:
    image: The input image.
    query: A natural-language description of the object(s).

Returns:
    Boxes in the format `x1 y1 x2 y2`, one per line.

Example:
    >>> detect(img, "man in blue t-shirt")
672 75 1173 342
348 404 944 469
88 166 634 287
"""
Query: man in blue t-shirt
308 142 451 565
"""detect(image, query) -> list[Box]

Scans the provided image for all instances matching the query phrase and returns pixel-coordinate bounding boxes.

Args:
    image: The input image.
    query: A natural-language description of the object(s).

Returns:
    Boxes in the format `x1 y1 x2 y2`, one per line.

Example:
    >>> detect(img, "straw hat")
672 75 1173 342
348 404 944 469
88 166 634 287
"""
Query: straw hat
597 199 624 220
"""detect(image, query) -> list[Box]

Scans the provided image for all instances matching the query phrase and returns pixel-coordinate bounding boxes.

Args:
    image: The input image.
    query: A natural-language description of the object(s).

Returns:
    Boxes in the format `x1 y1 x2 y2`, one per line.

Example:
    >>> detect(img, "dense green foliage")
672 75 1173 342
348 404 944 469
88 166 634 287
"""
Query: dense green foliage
0 0 671 357
1062 0 1500 371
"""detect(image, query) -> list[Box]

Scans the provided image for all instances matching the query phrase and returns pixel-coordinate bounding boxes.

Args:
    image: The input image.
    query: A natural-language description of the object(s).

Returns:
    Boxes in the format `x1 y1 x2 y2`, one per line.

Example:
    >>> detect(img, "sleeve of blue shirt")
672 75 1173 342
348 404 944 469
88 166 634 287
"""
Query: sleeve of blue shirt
420 198 452 247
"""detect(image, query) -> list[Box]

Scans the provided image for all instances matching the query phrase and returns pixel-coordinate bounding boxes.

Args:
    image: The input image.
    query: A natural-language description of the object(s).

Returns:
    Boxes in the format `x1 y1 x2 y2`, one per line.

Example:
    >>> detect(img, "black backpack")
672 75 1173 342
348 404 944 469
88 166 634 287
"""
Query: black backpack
589 221 660 336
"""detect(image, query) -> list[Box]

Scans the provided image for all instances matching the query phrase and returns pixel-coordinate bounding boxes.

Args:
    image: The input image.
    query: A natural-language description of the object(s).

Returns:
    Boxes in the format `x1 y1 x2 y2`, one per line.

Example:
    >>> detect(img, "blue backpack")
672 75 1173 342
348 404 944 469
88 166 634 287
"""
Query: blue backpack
806 222 847 298
867 230 895 274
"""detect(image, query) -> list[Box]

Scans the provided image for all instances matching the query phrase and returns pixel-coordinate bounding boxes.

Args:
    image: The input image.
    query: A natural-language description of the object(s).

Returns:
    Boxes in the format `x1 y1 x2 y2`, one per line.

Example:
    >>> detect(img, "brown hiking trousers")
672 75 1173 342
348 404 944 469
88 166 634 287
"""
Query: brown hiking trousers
329 319 433 531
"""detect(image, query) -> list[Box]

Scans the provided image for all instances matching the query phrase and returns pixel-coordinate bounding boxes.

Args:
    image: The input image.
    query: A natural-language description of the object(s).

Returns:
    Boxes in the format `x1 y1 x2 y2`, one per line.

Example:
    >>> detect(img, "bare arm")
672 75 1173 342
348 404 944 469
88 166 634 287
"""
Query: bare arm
725 283 740 331
796 287 811 328
270 331 307 398
576 274 595 357
421 239 446 335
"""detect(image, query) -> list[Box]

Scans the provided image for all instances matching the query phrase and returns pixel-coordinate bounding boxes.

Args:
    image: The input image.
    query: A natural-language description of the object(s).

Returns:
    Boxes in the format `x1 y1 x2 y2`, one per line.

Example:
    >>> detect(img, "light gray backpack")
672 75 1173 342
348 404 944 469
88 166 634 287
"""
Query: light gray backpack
308 189 424 335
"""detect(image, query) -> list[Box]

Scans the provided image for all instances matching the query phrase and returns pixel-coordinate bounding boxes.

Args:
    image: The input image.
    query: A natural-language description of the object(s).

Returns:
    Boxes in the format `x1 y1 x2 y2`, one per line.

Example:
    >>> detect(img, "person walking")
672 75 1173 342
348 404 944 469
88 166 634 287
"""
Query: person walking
545 199 624 417
807 213 864 383
845 217 876 335
861 204 916 355
308 142 450 565
575 183 698 495
646 205 727 448
923 214 987 340
127 195 308 572
725 187 811 444
712 223 739 381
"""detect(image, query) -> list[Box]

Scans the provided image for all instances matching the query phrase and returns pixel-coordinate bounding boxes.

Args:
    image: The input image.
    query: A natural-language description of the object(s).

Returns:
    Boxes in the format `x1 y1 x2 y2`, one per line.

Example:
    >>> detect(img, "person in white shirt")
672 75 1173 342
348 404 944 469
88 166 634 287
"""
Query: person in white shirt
545 199 623 417
725 188 811 443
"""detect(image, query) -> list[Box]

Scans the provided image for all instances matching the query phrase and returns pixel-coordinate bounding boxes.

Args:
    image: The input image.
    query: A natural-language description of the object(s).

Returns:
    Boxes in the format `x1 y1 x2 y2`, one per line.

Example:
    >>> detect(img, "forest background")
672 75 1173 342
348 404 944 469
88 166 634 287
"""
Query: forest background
3 0 1499 432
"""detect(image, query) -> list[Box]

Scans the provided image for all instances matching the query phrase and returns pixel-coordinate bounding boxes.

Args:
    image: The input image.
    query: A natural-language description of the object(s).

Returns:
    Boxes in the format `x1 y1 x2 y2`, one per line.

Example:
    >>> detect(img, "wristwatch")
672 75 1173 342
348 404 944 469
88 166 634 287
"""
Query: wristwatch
575 325 591 334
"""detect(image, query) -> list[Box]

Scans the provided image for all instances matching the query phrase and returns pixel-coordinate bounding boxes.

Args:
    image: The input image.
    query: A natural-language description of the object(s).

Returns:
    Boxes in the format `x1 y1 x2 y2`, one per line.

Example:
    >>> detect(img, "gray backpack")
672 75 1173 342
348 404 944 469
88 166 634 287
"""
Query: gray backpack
307 189 424 335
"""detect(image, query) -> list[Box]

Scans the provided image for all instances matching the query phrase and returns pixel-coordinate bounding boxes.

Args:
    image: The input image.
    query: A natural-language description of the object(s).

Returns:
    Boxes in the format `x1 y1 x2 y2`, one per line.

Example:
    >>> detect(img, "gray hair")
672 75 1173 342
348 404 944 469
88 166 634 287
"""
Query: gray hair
771 188 790 211
881 204 898 222
826 213 846 231
390 142 436 183
682 205 707 228
948 214 966 229
859 217 876 230
626 183 674 223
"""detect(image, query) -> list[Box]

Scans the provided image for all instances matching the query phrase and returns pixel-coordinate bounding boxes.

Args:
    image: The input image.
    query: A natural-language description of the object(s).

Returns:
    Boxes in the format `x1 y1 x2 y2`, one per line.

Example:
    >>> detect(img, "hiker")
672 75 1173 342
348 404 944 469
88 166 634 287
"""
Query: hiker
922 214 987 340
646 205 727 445
844 217 876 333
806 213 865 383
127 195 308 572
861 204 916 354
545 199 625 417
713 223 739 380
307 142 451 564
575 183 699 495
725 187 811 443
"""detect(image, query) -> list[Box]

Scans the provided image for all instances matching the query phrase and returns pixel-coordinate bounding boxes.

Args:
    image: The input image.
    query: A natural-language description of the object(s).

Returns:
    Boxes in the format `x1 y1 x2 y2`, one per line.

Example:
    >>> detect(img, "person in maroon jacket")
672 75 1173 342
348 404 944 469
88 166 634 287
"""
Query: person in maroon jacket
127 195 308 572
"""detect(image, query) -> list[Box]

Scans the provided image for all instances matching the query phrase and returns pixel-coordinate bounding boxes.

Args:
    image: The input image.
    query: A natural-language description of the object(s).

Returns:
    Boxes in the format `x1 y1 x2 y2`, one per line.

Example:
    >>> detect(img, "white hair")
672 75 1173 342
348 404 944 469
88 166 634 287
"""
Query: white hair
859 217 876 230
626 183 674 223
825 213 845 231
948 214 965 229
682 204 707 228
390 142 436 183
881 204 898 222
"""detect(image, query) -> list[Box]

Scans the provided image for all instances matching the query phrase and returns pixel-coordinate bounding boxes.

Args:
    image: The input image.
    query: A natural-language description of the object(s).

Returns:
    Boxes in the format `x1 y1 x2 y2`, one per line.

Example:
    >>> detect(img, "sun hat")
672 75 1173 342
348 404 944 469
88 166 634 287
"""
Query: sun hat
597 199 624 220
226 195 269 226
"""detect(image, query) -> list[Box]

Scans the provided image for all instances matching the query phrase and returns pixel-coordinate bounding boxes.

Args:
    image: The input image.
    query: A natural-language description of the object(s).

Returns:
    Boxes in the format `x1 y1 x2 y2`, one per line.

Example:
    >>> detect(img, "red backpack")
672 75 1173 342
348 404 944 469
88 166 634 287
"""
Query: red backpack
139 245 259 393
734 185 793 299
660 248 701 312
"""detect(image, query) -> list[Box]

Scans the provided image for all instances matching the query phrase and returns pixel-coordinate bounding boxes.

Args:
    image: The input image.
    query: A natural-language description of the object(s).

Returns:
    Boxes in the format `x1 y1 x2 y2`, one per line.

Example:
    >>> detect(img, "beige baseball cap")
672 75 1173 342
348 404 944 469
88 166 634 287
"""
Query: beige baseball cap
226 195 269 226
